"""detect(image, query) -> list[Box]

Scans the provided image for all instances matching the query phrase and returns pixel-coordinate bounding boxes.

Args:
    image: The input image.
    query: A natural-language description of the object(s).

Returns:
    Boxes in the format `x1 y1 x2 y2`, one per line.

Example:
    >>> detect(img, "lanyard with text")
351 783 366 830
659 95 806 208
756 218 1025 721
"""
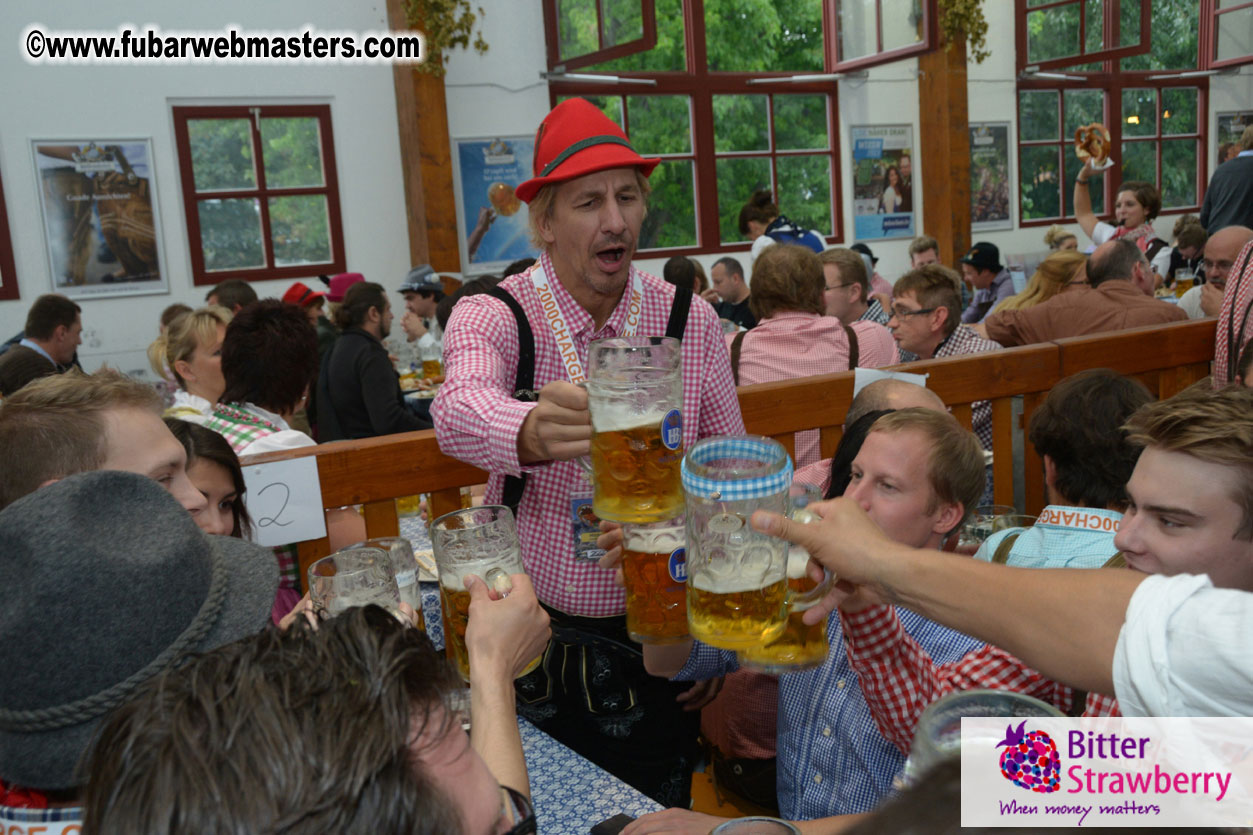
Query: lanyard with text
528 259 644 384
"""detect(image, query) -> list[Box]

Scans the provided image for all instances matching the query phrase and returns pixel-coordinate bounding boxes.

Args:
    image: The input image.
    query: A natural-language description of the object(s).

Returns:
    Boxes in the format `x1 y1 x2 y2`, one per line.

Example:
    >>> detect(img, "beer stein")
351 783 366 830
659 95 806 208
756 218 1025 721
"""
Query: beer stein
585 336 684 524
308 548 404 622
430 505 543 682
344 537 425 632
621 517 688 644
903 689 1063 785
682 436 831 651
737 487 830 673
712 818 802 835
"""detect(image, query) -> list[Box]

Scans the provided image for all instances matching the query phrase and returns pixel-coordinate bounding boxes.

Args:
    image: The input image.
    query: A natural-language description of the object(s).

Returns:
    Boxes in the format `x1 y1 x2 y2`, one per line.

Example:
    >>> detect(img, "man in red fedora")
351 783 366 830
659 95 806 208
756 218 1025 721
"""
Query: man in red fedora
433 97 744 806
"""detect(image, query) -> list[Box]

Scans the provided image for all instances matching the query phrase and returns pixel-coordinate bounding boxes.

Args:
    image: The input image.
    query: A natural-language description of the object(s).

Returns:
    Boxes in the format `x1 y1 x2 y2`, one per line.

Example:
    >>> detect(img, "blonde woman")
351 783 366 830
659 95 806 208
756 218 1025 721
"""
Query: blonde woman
993 250 1087 313
1043 225 1078 251
147 306 232 424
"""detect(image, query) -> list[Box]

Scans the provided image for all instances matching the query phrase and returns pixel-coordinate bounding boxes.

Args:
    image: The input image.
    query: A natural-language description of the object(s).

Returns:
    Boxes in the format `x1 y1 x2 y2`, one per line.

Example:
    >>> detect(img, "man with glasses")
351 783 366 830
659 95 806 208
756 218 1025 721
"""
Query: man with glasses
82 595 551 834
819 248 890 327
1177 226 1253 320
887 264 1001 449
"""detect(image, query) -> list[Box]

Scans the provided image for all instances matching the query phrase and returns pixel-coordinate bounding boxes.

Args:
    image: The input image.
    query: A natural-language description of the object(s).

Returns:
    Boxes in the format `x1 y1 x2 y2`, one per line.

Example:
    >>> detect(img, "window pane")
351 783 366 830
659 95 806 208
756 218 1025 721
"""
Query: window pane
716 157 771 244
1026 5 1079 65
557 0 598 61
1118 0 1143 48
188 119 255 192
557 94 624 127
587 0 685 71
1085 0 1103 53
839 0 879 62
198 198 263 271
1064 89 1104 141
626 96 691 154
776 155 831 236
1122 89 1156 138
1064 153 1105 216
1216 7 1253 64
1120 140 1156 185
713 95 769 152
1019 90 1059 141
603 0 645 48
1120 0 1198 71
881 0 925 52
259 117 325 189
774 95 828 151
707 0 822 71
269 195 332 266
1020 145 1061 221
1161 88 1197 136
639 160 696 249
1160 139 1197 207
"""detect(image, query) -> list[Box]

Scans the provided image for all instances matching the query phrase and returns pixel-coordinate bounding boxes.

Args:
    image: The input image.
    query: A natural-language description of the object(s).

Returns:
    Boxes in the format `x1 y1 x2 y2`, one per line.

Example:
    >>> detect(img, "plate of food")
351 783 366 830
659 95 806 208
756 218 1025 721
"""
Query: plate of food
1074 122 1114 170
414 548 437 582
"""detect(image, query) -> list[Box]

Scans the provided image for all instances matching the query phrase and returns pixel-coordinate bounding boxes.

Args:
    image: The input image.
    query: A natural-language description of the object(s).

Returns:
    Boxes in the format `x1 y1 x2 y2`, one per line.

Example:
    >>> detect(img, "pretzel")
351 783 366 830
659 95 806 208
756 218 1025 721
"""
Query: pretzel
1074 123 1111 165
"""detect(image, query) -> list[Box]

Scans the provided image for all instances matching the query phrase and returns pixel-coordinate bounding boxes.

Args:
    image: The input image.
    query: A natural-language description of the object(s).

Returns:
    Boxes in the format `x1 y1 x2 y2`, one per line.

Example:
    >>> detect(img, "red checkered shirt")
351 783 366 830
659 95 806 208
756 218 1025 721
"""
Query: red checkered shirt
433 253 744 616
841 604 1120 756
931 325 1002 450
1214 239 1253 387
728 312 898 468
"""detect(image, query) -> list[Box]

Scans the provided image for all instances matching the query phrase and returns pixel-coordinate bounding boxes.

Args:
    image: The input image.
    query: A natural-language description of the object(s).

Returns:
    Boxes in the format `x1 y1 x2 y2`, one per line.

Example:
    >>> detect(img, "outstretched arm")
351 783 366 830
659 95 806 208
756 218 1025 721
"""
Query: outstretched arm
752 499 1145 696
1073 160 1100 240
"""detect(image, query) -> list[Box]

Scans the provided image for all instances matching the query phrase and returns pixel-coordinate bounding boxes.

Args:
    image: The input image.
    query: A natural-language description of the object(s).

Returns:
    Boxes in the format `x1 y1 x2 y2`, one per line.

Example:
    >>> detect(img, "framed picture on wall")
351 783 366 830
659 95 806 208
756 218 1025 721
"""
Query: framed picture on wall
31 138 169 301
450 135 540 276
970 122 1013 232
850 125 915 241
0 164 18 301
1216 112 1252 167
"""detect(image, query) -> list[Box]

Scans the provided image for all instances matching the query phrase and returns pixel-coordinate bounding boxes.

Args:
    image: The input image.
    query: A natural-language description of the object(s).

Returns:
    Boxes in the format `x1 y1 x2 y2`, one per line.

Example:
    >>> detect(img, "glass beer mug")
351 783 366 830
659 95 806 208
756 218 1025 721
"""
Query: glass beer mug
586 336 685 524
430 506 544 682
682 436 831 651
621 517 688 644
345 537 425 632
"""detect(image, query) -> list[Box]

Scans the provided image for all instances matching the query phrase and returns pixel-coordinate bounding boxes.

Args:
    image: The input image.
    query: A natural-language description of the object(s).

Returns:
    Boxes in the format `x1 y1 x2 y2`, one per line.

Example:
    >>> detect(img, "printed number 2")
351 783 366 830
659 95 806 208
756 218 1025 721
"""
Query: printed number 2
256 482 293 527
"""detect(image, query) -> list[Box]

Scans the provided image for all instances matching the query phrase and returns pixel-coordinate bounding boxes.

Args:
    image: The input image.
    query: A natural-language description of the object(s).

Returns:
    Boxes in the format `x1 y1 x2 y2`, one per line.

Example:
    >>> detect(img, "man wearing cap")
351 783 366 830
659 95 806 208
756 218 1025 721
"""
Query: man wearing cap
958 242 1015 324
433 96 743 806
398 264 447 365
0 470 277 829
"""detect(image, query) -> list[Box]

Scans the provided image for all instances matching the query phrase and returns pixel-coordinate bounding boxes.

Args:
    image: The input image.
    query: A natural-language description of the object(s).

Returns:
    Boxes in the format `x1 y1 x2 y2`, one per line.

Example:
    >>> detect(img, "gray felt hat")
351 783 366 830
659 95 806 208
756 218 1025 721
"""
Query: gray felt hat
399 264 444 295
0 470 278 790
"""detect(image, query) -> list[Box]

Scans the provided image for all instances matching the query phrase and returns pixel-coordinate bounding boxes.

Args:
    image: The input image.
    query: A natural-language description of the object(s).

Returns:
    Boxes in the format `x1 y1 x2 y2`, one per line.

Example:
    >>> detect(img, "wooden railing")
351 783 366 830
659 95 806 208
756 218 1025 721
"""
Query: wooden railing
246 318 1216 583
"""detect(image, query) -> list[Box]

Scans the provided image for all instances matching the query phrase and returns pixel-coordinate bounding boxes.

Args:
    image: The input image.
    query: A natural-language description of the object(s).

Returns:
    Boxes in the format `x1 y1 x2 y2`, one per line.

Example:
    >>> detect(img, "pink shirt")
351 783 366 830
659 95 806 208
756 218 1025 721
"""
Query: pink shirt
727 312 898 467
434 253 744 616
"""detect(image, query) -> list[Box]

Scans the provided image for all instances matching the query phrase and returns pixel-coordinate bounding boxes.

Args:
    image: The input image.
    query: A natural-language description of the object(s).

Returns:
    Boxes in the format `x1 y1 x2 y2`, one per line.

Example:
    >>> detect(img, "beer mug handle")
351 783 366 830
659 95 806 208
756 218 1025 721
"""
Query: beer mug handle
575 380 594 475
785 504 833 612
786 551 835 613
483 567 514 598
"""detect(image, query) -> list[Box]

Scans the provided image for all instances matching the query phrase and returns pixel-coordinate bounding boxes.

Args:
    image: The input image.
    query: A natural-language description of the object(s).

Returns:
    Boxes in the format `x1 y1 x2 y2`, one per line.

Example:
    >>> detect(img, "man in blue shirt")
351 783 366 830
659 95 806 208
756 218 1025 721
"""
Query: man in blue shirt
627 409 987 828
958 242 1014 324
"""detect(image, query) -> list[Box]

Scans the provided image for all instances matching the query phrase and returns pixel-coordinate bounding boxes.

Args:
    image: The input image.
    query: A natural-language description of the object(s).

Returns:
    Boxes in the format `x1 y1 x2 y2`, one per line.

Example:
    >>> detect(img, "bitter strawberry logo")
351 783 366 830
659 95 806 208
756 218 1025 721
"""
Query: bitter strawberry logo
997 721 1061 793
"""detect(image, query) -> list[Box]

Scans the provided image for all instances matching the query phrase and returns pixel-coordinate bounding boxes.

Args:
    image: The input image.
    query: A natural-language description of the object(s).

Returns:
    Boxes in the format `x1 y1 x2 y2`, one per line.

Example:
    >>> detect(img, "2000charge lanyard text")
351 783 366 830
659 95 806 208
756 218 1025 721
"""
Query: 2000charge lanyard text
528 261 644 384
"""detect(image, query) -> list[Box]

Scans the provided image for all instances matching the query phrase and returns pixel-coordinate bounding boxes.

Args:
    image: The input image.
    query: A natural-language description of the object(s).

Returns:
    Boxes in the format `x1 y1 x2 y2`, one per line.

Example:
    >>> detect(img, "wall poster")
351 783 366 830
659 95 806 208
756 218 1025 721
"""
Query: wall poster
970 122 1013 232
851 124 915 242
451 135 540 276
32 139 168 300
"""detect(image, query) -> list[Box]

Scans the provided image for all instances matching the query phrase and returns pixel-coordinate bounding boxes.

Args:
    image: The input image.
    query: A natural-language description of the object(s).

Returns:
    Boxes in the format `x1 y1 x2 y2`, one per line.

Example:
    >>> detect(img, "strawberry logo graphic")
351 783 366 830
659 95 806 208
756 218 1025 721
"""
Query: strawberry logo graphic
997 721 1061 793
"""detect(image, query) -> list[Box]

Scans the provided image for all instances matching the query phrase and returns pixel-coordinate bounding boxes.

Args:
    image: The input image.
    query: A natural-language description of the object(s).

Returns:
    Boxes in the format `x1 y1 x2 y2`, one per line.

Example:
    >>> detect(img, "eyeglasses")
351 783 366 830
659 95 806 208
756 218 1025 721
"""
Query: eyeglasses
889 306 936 319
1202 260 1235 273
499 786 537 835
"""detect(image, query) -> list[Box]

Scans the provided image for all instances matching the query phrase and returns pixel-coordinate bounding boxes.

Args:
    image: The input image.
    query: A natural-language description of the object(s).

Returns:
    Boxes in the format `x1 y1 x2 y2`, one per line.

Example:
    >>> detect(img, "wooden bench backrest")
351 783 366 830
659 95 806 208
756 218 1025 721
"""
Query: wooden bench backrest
246 318 1216 581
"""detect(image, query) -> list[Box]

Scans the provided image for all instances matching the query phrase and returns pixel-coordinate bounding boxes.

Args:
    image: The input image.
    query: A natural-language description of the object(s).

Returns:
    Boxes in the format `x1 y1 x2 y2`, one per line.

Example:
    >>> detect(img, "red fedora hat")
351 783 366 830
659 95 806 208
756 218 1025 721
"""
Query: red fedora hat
515 98 659 204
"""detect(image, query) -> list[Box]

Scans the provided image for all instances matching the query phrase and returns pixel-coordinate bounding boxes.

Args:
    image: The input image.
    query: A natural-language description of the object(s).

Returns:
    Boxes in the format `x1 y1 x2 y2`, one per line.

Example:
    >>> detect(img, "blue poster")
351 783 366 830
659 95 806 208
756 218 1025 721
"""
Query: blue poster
453 136 539 273
850 125 915 241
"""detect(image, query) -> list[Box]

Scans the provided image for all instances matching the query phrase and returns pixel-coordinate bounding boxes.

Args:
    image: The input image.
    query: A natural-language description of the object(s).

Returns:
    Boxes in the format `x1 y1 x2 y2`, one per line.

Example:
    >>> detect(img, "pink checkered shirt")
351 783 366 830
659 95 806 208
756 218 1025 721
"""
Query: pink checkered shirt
1214 239 1253 387
433 253 744 616
932 325 1002 450
729 312 898 468
841 604 1120 756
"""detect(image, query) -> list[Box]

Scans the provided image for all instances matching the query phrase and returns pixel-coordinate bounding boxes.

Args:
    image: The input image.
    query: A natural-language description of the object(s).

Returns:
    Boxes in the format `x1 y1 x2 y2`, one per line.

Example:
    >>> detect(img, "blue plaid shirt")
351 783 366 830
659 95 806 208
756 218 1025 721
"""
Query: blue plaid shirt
677 609 982 817
1 803 83 833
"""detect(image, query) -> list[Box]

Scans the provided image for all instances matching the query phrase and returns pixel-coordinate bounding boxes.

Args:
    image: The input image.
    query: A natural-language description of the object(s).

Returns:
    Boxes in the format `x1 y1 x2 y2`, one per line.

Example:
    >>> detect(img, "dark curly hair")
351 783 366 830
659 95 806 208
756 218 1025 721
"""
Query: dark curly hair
1028 369 1153 509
